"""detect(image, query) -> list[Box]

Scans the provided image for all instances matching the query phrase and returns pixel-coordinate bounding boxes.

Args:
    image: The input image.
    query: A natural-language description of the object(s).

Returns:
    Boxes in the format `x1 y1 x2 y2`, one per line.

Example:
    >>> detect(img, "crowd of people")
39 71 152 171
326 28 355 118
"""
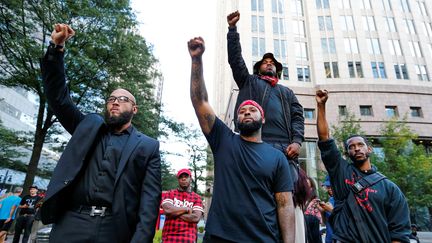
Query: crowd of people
1 9 416 243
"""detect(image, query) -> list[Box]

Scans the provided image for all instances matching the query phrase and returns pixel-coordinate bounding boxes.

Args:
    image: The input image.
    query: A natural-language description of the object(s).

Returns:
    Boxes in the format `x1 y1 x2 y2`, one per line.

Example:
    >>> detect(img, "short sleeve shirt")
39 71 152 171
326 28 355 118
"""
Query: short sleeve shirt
0 195 21 219
204 118 293 242
161 189 204 243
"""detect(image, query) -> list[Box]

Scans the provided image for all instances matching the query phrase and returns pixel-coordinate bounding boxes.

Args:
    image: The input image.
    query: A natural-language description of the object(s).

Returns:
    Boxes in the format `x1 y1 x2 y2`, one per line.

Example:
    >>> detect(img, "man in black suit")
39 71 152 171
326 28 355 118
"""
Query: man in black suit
40 23 161 243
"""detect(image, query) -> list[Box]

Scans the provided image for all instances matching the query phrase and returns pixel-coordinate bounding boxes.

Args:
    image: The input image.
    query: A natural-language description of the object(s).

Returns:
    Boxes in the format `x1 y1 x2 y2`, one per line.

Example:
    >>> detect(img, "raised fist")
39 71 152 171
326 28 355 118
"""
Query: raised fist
51 24 75 46
316 89 329 104
188 37 205 58
227 11 240 27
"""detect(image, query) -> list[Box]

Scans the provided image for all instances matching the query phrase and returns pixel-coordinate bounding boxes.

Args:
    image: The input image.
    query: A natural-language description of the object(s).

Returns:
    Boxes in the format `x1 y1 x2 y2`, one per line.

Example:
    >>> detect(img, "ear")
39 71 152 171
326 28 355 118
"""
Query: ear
262 117 266 124
133 105 138 115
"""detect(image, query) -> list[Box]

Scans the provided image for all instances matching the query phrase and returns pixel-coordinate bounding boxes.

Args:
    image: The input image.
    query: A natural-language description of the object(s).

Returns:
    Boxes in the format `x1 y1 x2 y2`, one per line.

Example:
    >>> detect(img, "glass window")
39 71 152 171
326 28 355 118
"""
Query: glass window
422 22 432 37
388 39 403 56
316 0 329 9
291 0 304 15
363 16 376 31
409 41 423 57
362 0 371 9
252 38 258 56
360 105 373 116
385 106 398 117
345 38 359 53
379 62 387 78
259 38 265 56
282 65 289 80
410 107 423 117
385 17 397 32
338 0 351 9
274 39 287 58
394 64 408 80
318 16 333 31
371 62 379 78
405 19 416 34
321 38 336 54
252 16 258 32
293 20 305 37
251 0 264 11
295 42 308 61
348 61 355 78
367 38 381 54
378 0 392 10
415 65 429 81
332 62 340 78
304 108 315 119
324 62 331 78
259 16 265 32
297 65 310 82
418 1 428 16
341 16 355 31
273 17 285 34
356 62 364 78
339 105 348 116
400 0 411 12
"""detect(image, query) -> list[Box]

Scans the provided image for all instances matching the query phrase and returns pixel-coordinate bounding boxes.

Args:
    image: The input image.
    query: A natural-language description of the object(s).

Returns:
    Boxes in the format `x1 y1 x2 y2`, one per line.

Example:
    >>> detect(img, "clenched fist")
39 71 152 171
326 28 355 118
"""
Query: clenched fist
51 24 75 46
188 37 205 59
227 11 240 27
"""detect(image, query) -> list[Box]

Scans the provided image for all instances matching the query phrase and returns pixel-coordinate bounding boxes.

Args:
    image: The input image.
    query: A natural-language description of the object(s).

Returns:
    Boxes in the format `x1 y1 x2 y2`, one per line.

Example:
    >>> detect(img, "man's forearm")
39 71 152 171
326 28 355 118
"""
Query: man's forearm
276 192 295 243
179 211 202 223
317 103 329 141
190 57 208 106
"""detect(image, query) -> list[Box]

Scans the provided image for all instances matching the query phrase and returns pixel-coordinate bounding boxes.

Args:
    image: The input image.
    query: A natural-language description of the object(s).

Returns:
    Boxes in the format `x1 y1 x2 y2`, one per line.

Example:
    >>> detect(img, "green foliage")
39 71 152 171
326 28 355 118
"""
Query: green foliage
0 0 161 188
160 152 178 191
375 118 432 209
331 110 365 154
0 120 25 163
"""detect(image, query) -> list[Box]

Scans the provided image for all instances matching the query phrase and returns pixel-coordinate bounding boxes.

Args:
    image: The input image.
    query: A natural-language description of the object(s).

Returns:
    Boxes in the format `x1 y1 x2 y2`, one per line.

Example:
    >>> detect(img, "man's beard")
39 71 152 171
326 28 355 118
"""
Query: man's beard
349 152 370 167
104 109 134 129
237 119 262 137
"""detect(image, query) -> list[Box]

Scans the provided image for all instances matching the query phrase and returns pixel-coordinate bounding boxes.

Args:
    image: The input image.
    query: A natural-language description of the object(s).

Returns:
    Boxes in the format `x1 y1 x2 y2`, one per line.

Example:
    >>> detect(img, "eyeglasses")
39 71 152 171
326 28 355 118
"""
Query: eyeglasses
106 96 135 105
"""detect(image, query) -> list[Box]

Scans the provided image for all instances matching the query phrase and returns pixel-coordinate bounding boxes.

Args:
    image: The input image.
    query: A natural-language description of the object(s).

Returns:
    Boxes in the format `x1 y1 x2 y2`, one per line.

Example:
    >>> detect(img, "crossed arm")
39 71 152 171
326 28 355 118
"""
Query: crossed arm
162 203 202 223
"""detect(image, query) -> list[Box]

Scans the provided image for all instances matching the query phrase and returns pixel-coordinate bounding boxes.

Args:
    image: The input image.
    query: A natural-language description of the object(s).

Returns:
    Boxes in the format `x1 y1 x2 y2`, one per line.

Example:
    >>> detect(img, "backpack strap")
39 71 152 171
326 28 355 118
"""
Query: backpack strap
351 172 387 194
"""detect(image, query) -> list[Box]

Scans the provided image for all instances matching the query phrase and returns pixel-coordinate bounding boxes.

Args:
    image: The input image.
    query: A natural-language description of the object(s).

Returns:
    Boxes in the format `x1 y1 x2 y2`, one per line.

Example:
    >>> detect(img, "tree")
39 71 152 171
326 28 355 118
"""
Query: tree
0 1 161 192
375 118 432 229
0 119 25 167
160 152 178 191
331 110 365 154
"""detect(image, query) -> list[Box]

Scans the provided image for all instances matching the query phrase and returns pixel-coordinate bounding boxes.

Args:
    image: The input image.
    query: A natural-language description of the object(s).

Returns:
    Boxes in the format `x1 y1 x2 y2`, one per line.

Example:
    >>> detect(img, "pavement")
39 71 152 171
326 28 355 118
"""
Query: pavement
419 231 432 243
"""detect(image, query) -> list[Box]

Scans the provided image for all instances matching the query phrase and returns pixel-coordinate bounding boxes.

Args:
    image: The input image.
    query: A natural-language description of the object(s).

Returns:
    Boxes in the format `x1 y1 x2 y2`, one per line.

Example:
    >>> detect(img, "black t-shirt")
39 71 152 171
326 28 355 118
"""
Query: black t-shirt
205 118 293 242
318 139 411 243
19 195 42 215
261 87 289 142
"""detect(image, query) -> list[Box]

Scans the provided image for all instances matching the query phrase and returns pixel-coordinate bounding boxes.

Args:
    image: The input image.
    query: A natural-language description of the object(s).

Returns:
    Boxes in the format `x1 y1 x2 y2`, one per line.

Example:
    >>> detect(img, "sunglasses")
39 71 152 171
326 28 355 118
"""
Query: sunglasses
106 96 135 105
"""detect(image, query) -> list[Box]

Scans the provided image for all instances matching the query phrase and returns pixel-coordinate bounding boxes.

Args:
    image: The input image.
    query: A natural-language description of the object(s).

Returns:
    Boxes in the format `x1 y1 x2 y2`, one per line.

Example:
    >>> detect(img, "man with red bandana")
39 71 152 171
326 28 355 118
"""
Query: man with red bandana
316 89 410 243
161 168 204 243
189 36 295 243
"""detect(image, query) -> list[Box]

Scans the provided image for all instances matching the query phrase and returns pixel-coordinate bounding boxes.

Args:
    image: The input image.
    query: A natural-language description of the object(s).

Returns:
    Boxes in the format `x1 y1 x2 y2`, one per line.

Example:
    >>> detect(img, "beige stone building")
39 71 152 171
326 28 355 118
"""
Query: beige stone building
211 0 432 180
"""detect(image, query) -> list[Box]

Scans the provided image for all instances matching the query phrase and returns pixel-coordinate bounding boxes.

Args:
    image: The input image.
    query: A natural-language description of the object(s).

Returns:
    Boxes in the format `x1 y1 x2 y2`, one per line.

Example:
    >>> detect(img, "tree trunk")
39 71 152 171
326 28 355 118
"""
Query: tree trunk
22 97 52 196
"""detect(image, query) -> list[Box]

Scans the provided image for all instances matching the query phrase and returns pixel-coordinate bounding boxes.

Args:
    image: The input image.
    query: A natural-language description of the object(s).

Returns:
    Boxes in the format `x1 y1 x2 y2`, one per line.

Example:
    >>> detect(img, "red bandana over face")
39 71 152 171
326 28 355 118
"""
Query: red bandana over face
259 75 279 87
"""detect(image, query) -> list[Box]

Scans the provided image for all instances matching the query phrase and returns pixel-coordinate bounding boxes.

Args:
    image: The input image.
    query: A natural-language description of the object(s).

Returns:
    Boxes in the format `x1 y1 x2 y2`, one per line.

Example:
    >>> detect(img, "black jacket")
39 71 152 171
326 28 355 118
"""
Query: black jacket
227 26 304 145
40 47 161 243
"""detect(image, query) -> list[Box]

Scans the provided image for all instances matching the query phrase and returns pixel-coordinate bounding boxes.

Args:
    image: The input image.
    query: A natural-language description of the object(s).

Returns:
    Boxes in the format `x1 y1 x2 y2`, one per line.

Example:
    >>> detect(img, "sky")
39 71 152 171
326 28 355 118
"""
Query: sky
131 1 218 171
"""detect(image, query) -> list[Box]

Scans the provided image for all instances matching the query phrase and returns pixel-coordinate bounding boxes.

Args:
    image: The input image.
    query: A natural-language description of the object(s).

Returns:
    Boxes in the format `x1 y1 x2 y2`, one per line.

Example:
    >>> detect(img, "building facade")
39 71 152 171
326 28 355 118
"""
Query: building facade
213 0 432 176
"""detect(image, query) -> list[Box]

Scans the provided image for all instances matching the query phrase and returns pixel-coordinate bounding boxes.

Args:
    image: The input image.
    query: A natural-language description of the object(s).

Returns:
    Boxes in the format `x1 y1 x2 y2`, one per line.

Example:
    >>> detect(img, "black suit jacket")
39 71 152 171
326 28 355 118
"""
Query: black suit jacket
40 47 161 243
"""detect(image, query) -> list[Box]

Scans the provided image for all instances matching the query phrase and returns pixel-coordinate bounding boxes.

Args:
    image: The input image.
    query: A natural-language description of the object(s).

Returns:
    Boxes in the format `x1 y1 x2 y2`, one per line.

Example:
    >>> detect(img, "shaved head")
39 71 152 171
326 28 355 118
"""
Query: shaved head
110 88 136 104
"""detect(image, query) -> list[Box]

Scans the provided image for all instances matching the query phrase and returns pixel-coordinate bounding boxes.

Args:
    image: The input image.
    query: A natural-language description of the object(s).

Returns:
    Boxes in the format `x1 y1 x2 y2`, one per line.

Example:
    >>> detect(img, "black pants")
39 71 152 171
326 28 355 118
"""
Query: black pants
13 215 34 243
49 210 116 243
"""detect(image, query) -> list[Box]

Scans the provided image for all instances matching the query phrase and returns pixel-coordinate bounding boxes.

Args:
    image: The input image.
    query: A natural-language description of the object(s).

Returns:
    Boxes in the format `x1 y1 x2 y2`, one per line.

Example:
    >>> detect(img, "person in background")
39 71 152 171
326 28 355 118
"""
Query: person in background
409 224 420 243
304 178 321 243
0 187 22 243
318 175 334 243
13 186 42 243
161 168 204 243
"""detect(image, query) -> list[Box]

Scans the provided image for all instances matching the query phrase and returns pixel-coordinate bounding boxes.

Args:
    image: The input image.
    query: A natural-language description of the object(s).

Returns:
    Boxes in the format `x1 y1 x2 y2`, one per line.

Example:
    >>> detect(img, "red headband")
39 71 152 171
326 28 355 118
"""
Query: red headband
237 100 265 119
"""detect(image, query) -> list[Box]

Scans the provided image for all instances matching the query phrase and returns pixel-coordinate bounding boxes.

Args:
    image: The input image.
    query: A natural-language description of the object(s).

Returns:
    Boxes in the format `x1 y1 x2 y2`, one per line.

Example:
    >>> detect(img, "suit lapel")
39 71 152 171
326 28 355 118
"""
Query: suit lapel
114 126 141 187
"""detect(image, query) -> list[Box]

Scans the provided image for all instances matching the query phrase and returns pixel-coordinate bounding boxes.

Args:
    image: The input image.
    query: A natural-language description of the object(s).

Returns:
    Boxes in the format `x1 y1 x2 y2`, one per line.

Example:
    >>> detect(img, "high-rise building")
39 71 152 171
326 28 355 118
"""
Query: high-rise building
213 0 432 180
